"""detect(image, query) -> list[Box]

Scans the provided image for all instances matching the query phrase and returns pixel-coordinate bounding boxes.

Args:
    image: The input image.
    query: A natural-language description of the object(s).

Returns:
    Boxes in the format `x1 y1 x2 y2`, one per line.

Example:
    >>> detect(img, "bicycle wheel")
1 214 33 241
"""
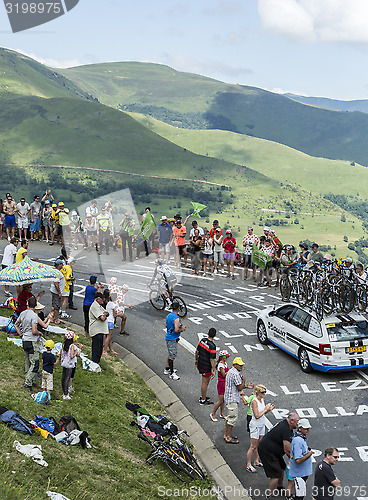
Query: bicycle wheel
321 286 334 316
338 283 354 313
149 290 166 311
315 293 324 322
356 285 367 313
280 275 291 301
172 296 187 318
163 456 195 482
296 281 308 308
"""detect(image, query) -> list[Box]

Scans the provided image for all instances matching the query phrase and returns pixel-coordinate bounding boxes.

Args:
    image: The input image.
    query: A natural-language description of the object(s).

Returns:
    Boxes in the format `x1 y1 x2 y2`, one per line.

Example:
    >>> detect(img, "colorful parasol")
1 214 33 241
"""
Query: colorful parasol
0 256 59 285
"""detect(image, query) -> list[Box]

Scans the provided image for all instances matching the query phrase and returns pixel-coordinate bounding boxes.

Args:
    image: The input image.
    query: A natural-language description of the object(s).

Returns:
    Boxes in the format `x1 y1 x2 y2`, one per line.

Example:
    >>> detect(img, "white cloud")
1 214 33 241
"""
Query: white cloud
258 0 368 43
13 48 82 68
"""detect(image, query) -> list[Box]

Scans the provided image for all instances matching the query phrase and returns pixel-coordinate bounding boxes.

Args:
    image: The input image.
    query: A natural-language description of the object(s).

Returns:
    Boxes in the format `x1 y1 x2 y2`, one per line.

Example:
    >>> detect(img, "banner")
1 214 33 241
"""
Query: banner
251 244 272 270
191 201 207 218
137 211 156 241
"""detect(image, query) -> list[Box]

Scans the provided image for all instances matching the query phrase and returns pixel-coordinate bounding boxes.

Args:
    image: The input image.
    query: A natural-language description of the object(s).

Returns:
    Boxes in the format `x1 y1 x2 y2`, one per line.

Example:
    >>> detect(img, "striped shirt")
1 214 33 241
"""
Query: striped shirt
224 366 243 405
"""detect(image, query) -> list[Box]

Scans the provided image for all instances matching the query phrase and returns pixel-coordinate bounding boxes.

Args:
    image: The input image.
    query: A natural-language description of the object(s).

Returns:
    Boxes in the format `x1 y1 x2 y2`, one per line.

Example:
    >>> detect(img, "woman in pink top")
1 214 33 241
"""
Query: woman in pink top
210 350 231 422
222 229 236 279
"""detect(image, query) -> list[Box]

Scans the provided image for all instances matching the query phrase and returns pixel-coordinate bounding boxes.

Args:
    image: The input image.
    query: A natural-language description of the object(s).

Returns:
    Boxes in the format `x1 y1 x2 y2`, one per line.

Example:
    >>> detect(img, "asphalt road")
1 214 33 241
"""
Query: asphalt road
3 240 368 500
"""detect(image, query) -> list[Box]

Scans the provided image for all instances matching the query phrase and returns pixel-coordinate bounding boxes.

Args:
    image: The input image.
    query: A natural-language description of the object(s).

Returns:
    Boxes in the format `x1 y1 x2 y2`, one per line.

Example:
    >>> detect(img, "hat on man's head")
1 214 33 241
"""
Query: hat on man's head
312 243 319 248
192 221 198 226
226 229 231 234
264 226 270 231
233 356 245 366
55 259 64 266
58 202 64 207
213 220 219 224
216 227 221 232
52 204 57 208
298 418 312 429
160 216 167 221
34 302 45 311
219 350 231 358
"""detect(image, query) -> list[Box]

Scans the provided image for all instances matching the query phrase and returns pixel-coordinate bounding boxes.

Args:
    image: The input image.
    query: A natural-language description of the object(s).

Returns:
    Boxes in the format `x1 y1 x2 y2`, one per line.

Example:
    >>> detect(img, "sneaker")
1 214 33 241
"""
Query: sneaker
163 368 171 375
232 275 236 280
226 273 231 278
199 399 214 405
169 372 180 380
60 312 71 319
243 276 247 280
63 394 72 400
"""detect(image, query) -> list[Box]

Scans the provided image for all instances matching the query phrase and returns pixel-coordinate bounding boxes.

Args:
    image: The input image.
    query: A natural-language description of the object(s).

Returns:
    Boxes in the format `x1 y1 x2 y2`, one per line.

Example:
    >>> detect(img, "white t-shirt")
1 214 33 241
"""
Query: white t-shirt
250 398 266 427
17 202 30 218
50 270 65 295
190 226 204 237
1 243 17 266
106 301 115 319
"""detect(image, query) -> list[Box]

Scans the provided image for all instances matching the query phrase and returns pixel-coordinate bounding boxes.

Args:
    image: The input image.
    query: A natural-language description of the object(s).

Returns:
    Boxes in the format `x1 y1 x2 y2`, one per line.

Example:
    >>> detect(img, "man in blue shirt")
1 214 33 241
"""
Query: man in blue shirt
157 216 173 264
164 302 186 381
289 418 313 500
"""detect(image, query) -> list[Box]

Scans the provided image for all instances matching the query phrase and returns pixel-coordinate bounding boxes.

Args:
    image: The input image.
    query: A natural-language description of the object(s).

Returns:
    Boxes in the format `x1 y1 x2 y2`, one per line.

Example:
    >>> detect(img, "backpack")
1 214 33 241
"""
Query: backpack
59 415 80 434
34 415 55 433
32 391 51 405
0 410 34 435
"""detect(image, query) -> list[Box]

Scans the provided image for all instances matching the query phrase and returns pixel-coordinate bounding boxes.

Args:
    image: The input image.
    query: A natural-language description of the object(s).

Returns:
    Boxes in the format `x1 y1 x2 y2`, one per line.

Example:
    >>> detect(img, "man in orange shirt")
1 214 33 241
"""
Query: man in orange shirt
172 220 188 268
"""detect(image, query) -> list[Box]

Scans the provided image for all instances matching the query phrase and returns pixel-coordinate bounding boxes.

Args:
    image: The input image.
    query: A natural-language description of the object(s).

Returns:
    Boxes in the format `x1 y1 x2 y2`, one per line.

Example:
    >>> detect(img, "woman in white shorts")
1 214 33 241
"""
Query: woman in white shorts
246 384 275 473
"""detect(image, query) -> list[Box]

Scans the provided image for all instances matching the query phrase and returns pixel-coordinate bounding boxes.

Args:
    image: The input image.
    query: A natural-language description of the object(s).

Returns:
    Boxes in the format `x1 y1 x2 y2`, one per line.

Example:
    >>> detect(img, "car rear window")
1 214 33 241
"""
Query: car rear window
326 321 368 341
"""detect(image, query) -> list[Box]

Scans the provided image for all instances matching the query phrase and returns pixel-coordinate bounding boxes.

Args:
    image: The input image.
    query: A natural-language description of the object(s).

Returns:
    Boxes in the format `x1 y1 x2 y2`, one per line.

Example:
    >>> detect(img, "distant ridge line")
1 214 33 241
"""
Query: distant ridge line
4 163 230 188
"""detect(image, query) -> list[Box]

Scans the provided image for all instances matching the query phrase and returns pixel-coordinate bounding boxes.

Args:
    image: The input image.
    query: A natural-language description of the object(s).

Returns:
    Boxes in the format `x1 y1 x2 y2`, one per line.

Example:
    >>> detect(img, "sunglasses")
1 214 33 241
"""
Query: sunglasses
260 390 266 394
332 455 339 459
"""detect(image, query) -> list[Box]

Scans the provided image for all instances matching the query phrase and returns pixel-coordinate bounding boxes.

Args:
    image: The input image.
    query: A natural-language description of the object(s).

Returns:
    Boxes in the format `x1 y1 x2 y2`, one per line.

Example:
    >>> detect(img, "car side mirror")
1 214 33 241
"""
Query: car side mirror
269 310 276 317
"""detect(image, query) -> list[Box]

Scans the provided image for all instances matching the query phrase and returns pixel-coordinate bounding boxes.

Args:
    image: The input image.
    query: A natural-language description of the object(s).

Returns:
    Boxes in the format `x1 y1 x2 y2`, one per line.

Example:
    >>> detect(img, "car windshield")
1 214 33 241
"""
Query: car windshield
327 321 368 341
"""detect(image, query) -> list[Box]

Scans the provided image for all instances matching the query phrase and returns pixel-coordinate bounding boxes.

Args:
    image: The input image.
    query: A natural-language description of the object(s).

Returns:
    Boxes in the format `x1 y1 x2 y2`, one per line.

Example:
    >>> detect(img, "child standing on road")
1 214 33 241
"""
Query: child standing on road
210 350 230 422
41 339 59 397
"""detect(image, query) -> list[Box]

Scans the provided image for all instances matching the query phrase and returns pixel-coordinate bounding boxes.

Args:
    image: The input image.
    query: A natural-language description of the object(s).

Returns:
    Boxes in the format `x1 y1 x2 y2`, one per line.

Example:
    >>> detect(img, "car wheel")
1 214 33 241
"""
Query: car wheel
298 348 312 373
257 320 269 345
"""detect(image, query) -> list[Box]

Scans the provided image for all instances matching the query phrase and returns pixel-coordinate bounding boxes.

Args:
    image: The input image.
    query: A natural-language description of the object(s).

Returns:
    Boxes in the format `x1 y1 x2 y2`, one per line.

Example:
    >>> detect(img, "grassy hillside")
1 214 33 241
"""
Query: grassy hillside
61 61 368 167
0 92 363 257
0 47 93 101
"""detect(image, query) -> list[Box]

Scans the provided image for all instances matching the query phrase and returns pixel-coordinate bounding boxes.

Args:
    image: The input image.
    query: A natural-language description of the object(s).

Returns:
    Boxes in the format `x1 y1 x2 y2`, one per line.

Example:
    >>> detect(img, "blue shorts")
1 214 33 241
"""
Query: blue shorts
30 218 41 232
5 215 16 228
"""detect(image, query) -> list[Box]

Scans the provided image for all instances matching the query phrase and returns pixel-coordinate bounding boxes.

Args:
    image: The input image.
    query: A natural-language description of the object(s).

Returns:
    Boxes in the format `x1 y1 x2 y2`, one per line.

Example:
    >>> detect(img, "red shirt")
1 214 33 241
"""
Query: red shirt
16 290 34 314
223 237 236 253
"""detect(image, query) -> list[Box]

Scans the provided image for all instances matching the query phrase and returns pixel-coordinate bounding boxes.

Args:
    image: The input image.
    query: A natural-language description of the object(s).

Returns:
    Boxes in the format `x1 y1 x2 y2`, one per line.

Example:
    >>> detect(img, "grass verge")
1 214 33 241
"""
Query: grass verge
0 318 211 499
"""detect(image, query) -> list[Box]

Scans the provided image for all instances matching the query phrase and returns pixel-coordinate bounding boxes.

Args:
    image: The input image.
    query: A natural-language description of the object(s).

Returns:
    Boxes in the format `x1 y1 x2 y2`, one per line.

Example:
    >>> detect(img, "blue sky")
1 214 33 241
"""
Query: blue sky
1 0 368 99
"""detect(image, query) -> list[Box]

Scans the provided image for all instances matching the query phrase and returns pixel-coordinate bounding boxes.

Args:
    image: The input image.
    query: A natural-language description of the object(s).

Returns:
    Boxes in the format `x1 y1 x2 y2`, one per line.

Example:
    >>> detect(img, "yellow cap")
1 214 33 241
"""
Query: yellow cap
233 356 245 366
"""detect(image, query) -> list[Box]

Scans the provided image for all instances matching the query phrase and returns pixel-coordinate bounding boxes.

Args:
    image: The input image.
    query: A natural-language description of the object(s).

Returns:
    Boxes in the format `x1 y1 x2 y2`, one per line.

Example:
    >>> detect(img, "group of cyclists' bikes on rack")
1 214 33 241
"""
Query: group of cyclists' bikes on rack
280 259 368 321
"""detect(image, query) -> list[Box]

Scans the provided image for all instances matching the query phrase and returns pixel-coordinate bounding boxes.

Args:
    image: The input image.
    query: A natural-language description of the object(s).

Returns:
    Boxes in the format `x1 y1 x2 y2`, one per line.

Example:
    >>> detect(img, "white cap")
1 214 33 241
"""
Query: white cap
298 418 312 429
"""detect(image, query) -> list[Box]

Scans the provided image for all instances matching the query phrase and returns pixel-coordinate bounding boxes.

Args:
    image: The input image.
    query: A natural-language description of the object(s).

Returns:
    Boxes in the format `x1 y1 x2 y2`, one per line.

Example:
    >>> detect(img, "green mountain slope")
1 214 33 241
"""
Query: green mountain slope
0 47 93 101
61 61 368 167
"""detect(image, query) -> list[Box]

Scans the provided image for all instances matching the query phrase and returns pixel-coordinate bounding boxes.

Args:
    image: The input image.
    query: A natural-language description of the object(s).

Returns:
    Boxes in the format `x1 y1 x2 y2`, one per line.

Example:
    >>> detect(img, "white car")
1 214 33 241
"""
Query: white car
256 303 368 372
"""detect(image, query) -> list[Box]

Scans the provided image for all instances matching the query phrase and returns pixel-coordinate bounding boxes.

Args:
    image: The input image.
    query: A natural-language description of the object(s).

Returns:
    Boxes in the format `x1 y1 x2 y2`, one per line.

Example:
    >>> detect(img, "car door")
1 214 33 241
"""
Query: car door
286 307 312 356
268 304 296 350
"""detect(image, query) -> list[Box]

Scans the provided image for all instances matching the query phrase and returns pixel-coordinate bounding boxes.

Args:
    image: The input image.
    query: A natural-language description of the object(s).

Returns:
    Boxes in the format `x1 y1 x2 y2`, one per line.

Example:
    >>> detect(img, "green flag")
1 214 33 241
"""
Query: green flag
251 244 272 270
137 211 156 241
191 201 207 218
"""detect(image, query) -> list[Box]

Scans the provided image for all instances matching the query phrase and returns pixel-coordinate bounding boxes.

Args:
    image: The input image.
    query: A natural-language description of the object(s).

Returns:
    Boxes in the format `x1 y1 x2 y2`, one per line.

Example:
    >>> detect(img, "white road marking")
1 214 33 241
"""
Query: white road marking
178 337 196 355
211 292 261 312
